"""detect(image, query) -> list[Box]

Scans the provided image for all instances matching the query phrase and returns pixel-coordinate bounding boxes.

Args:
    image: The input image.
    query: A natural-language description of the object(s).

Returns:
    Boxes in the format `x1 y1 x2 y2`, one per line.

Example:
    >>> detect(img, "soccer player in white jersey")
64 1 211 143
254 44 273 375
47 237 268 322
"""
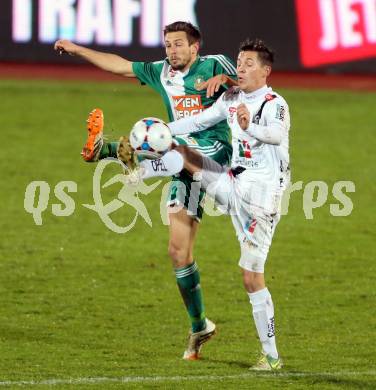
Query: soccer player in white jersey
54 22 237 361
124 38 290 370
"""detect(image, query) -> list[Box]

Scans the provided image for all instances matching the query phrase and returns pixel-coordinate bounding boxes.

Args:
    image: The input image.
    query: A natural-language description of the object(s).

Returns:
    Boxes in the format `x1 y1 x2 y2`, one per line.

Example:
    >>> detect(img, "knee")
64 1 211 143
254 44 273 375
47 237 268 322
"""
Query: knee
242 270 265 293
168 241 191 268
242 272 255 292
167 242 180 262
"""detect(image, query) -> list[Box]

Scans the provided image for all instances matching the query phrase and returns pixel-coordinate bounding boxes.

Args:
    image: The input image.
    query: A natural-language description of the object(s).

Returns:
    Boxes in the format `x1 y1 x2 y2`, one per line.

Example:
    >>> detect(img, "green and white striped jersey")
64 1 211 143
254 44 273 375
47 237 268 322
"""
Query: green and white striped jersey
132 55 236 144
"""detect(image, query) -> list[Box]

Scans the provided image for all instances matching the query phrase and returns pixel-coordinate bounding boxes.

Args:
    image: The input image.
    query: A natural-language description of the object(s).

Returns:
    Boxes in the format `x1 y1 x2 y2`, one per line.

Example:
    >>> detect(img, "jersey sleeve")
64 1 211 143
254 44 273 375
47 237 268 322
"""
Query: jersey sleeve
212 54 237 78
168 93 228 135
246 97 290 145
132 61 163 91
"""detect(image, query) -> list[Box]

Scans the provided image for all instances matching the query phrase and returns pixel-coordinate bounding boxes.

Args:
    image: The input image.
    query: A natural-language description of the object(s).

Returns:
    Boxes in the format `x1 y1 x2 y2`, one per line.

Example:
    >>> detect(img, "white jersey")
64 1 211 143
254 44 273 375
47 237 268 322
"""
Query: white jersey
168 85 291 261
168 85 291 195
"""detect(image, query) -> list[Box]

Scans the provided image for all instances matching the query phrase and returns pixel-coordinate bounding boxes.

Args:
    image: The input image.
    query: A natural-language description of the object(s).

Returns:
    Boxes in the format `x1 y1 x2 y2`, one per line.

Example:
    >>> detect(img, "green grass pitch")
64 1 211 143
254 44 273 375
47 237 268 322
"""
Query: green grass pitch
0 79 375 389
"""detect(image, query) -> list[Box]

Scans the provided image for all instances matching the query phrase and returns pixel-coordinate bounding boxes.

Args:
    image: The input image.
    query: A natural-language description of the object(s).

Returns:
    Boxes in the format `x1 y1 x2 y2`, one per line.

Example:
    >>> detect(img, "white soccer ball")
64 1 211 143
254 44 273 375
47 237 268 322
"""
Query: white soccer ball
129 117 172 159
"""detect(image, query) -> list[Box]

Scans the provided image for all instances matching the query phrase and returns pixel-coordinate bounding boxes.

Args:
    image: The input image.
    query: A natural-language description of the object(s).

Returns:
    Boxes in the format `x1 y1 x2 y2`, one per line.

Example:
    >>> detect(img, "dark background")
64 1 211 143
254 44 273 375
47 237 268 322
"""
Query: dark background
1 0 376 73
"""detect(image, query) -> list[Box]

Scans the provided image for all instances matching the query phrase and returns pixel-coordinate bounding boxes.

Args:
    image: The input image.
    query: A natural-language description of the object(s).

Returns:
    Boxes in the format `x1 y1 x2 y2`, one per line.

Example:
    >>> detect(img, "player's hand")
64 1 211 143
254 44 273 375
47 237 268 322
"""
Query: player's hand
237 103 250 130
196 74 228 98
54 39 79 56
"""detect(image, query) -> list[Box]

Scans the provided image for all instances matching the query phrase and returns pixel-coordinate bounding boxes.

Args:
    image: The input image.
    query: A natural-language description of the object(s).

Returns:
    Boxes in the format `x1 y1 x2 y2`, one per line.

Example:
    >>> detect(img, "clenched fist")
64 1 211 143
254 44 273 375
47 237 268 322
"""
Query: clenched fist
237 103 250 130
54 40 80 56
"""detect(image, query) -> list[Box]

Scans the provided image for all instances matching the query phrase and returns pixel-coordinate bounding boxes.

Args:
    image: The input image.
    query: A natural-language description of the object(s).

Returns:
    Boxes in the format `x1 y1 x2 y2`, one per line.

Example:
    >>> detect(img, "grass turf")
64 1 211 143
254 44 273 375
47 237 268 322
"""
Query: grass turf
0 79 375 389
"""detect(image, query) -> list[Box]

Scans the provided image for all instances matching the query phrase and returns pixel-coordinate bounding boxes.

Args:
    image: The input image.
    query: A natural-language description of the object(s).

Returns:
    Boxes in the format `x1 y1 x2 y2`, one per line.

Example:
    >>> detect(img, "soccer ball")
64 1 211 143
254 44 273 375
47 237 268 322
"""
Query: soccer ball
129 117 172 159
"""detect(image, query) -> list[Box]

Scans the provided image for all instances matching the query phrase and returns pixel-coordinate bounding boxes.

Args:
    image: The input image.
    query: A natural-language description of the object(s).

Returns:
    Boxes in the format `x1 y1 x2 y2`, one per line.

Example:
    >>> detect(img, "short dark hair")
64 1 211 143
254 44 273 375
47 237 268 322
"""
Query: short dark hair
163 21 202 46
239 38 274 66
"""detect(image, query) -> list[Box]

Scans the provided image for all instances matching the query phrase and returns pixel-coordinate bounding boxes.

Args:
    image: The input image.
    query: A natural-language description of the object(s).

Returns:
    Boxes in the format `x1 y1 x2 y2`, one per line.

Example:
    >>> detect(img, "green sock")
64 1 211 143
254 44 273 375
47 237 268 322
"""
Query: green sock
175 261 206 333
99 142 119 159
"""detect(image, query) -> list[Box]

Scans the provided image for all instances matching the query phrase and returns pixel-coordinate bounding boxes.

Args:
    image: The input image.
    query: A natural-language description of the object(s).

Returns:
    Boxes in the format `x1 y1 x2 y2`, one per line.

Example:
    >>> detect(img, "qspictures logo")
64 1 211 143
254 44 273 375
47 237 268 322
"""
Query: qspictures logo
23 159 356 234
295 0 376 67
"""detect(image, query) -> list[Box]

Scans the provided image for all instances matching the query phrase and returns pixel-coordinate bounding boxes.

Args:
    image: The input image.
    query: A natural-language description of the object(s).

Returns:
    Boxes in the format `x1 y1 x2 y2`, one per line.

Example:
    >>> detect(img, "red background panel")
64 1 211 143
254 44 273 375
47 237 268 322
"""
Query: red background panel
295 0 376 67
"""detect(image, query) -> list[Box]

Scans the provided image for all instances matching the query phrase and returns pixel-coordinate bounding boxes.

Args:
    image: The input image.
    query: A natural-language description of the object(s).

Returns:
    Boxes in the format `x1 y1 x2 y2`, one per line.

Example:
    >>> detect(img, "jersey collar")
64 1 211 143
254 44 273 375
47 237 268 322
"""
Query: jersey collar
186 56 201 77
242 85 272 100
165 56 201 78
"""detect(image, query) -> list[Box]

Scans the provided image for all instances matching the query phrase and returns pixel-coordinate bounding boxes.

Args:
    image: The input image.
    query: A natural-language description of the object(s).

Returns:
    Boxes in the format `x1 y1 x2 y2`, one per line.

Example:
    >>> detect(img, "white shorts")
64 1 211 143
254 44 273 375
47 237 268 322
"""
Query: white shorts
201 157 282 273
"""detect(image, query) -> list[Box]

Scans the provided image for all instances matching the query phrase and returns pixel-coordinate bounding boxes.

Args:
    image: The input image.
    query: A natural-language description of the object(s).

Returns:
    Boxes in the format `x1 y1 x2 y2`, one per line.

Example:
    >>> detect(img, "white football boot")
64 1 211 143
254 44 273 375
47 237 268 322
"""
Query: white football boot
183 319 216 360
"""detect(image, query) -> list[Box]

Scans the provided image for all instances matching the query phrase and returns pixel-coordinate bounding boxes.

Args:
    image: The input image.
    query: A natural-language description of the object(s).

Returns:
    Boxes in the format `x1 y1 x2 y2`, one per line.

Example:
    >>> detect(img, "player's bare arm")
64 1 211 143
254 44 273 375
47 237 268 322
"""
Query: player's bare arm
196 74 238 98
54 39 135 77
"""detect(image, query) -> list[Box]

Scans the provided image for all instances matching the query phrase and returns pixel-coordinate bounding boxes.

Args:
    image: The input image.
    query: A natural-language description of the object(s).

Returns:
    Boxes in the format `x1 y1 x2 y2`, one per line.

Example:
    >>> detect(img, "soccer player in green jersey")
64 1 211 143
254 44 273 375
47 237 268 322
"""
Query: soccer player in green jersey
54 21 237 360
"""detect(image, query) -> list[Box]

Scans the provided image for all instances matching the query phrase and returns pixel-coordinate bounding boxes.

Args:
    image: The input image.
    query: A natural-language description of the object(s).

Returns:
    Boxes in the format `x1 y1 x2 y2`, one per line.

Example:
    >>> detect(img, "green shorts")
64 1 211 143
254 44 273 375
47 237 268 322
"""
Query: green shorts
167 135 232 221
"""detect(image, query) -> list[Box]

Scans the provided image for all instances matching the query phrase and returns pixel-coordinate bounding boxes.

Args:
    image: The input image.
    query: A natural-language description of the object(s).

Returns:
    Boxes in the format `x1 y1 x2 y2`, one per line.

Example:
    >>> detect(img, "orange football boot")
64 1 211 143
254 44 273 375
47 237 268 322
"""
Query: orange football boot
81 108 104 162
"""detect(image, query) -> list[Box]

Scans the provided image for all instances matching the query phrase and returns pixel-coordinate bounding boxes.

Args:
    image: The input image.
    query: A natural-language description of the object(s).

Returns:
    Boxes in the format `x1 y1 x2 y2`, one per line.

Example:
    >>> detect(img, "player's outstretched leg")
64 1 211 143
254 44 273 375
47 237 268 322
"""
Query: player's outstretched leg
81 108 104 162
117 136 139 172
139 150 184 178
81 108 120 162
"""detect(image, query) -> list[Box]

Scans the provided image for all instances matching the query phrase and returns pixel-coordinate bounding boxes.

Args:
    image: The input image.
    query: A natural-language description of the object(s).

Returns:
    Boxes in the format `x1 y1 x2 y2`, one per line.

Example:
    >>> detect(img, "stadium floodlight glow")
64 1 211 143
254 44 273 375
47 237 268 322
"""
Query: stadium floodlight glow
76 0 114 44
39 0 76 42
113 0 141 45
140 0 161 46
12 0 32 42
162 0 197 27
11 0 199 46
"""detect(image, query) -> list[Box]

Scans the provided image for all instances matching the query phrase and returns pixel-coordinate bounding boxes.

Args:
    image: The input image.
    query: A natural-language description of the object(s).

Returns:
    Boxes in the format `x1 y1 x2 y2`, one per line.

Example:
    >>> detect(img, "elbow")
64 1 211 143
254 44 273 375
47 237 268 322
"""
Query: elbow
270 135 282 145
119 60 134 77
119 68 134 77
249 124 283 145
259 131 283 145
266 126 284 145
121 68 136 78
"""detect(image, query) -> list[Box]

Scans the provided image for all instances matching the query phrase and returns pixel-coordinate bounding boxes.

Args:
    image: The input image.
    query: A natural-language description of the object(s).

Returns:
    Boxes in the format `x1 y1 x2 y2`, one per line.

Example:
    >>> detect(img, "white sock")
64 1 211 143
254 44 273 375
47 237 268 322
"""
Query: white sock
248 287 278 359
140 150 184 179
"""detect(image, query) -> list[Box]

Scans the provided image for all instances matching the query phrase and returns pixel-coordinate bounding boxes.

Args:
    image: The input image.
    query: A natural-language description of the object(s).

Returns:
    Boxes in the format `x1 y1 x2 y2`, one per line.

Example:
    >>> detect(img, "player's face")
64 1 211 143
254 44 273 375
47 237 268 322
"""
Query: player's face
236 51 271 93
164 31 198 71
